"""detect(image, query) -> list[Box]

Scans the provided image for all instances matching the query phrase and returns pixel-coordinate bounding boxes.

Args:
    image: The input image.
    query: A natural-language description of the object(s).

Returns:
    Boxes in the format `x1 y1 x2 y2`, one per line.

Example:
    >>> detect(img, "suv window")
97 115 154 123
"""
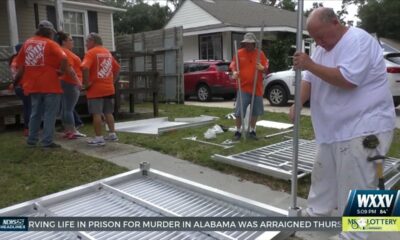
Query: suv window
184 63 210 73
385 53 400 65
216 63 230 72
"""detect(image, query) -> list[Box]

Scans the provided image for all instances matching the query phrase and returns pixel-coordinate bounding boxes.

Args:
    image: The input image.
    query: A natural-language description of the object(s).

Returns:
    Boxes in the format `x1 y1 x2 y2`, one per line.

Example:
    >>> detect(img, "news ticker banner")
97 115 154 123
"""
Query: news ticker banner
1 190 399 232
1 217 341 232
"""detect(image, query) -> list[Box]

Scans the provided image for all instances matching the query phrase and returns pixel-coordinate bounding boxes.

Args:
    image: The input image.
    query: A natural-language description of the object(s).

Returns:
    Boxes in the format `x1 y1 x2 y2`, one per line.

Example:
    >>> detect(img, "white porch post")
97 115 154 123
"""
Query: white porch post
55 0 64 31
7 0 19 52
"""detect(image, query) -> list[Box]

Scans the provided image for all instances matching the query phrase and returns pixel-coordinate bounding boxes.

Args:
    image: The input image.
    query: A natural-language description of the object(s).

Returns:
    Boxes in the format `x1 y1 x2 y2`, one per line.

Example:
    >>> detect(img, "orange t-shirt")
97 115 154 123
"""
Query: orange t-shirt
16 36 66 94
81 46 120 99
60 48 82 85
230 48 269 96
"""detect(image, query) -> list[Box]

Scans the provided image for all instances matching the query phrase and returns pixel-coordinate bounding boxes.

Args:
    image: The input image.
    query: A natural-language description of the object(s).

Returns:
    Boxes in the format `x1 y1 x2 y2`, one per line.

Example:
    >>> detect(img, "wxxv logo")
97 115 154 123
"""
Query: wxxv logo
342 190 400 232
344 190 399 216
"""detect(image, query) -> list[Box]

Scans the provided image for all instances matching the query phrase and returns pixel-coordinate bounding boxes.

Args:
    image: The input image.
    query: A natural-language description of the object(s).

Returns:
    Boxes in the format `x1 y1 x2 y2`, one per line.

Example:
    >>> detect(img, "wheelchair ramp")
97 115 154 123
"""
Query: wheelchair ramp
0 167 290 240
212 139 400 187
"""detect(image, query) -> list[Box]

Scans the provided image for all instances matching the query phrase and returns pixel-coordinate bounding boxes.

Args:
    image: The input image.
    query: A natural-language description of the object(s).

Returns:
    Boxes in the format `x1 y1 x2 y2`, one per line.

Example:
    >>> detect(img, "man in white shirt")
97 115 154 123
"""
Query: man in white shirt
290 7 396 240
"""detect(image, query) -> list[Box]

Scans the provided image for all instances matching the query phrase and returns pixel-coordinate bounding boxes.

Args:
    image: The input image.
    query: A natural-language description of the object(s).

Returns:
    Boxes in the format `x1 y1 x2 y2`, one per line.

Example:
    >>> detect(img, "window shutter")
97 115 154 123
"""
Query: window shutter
46 6 57 31
88 11 98 33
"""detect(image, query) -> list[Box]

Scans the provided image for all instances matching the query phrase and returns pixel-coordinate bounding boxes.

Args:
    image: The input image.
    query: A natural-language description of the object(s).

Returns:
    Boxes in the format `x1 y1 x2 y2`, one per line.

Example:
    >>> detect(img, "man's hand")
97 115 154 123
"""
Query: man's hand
232 71 239 80
7 83 14 92
288 104 296 123
256 63 265 71
293 52 313 71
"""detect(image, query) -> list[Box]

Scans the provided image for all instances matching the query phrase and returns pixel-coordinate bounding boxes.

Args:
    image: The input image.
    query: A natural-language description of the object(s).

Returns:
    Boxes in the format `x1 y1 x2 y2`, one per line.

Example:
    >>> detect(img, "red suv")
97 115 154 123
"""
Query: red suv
184 60 237 101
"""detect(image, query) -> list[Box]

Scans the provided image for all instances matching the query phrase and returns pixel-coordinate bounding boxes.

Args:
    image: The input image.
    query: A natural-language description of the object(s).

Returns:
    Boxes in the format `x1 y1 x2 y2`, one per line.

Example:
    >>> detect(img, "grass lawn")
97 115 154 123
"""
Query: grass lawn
1 103 398 208
0 131 127 209
83 103 400 197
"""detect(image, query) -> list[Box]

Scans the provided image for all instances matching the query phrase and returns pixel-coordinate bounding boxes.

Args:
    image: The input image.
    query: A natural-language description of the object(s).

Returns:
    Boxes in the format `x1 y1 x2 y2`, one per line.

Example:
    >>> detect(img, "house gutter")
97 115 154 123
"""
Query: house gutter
63 1 127 12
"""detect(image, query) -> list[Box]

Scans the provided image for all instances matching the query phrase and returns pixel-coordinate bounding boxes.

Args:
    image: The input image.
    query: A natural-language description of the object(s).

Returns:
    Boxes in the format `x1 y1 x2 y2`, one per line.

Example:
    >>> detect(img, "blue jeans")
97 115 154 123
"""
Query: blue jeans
61 81 80 128
74 110 83 127
14 86 31 129
28 93 61 146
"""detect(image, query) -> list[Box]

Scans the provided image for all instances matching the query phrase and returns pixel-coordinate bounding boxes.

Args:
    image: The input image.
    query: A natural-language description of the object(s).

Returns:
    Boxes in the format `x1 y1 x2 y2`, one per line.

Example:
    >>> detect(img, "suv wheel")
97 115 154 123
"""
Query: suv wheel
197 84 211 101
267 84 288 106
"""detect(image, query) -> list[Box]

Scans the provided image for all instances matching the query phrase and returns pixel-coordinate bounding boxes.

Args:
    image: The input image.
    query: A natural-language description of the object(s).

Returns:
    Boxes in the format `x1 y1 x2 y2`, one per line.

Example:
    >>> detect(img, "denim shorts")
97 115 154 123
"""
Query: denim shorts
87 96 114 114
235 92 264 117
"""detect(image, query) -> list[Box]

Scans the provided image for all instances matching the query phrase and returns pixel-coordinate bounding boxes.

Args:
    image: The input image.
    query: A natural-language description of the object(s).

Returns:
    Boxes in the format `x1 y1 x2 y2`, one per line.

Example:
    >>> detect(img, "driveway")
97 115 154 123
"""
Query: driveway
185 99 400 129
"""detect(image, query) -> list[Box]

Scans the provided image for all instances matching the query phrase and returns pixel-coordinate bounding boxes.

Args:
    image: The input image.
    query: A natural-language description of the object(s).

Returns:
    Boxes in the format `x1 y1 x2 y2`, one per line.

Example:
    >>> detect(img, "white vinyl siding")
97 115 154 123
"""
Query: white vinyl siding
165 0 220 29
0 1 9 45
16 0 37 43
183 35 198 61
97 11 113 51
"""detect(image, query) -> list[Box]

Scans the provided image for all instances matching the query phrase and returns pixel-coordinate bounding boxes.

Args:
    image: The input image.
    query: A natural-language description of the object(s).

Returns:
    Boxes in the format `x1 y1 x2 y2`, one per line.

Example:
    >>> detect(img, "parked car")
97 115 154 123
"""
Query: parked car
264 52 400 107
263 69 300 106
385 52 400 107
184 60 237 101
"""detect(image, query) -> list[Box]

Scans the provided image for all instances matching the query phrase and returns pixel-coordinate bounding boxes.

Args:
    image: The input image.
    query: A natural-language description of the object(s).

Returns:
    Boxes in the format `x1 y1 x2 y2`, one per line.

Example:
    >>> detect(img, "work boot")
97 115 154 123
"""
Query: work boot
233 131 241 141
248 131 258 140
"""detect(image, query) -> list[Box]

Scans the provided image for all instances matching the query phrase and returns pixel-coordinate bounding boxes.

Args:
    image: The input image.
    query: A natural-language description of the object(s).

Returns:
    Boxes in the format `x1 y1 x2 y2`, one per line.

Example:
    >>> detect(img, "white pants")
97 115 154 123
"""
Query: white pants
306 131 393 240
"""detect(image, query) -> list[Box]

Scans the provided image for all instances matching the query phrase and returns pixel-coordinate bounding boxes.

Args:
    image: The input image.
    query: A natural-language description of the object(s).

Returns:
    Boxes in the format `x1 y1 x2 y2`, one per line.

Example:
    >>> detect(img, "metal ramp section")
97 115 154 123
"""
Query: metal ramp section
212 139 400 187
0 167 291 240
115 116 216 135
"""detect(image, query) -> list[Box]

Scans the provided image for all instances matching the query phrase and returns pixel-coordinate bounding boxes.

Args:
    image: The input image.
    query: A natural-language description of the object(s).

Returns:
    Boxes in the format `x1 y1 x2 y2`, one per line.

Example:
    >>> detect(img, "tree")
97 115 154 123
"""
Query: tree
167 0 185 9
103 0 171 35
304 2 323 17
358 0 400 39
277 0 295 11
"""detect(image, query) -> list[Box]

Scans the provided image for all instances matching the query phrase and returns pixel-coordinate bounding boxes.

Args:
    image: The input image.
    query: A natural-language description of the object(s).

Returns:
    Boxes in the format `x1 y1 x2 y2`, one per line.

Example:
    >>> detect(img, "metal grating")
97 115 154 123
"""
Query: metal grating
0 168 290 240
212 139 400 187
114 116 216 135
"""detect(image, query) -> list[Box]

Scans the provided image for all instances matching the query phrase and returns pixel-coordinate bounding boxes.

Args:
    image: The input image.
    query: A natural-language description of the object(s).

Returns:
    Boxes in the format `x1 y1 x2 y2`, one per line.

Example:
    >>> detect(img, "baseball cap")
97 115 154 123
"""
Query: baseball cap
241 33 258 43
38 20 56 33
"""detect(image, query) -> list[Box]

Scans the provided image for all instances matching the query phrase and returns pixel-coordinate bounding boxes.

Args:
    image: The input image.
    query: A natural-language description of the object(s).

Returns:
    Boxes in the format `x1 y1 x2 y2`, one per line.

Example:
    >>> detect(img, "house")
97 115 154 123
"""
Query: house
1 0 126 58
165 0 308 62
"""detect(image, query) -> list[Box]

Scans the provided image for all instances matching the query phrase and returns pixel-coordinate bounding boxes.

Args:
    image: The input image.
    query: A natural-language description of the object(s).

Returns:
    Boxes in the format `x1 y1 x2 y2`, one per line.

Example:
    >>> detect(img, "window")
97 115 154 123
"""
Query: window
64 11 85 58
231 32 244 57
199 34 222 60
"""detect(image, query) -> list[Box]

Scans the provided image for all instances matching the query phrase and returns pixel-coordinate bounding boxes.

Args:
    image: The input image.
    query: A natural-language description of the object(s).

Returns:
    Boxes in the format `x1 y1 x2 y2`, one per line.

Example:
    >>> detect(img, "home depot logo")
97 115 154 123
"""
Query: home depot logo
25 40 46 66
97 54 112 78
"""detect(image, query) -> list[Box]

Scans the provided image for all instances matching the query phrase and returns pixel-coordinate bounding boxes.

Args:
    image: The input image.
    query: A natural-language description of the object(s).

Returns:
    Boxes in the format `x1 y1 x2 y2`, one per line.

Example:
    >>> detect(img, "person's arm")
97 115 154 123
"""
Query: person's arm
13 65 24 86
293 52 356 89
82 68 91 89
289 80 311 123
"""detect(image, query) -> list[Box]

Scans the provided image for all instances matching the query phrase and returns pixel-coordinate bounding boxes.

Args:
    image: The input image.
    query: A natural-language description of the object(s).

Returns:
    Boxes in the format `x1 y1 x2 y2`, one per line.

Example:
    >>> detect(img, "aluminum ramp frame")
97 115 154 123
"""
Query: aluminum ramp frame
212 139 400 188
0 167 292 240
114 116 216 135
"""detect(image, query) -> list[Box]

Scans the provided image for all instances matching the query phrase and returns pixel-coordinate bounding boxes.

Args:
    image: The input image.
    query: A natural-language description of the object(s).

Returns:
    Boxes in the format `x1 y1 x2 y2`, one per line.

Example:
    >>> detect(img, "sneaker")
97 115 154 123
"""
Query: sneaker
75 123 84 130
233 131 241 141
63 131 73 139
248 131 258 140
72 131 86 138
104 133 118 142
42 142 61 149
26 142 37 148
87 137 106 146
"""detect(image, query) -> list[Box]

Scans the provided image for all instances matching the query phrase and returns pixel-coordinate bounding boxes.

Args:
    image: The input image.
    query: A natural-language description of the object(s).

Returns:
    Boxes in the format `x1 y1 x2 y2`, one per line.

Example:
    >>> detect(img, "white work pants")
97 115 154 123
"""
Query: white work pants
305 131 393 240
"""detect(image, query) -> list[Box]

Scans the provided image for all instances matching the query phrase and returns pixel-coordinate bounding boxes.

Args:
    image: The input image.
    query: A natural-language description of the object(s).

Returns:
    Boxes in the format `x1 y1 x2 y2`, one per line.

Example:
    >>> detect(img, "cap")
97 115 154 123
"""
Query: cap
241 33 258 43
38 20 56 33
15 43 23 53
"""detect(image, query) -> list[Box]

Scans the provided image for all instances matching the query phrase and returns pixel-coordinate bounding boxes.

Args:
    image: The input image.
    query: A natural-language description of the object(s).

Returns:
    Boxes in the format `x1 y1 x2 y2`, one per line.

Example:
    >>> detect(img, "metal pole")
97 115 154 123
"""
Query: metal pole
248 23 264 134
234 40 246 140
6 0 19 52
289 0 304 217
55 0 64 31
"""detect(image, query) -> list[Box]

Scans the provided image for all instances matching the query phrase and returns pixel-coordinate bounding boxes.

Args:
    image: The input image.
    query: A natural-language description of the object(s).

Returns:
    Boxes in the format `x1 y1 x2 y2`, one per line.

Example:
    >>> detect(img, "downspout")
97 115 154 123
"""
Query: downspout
7 0 19 52
55 0 64 31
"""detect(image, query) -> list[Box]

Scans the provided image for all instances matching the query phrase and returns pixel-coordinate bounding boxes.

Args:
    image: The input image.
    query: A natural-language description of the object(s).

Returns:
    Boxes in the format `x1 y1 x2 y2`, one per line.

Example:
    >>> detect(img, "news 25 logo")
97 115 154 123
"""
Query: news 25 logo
343 190 399 216
0 217 28 231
